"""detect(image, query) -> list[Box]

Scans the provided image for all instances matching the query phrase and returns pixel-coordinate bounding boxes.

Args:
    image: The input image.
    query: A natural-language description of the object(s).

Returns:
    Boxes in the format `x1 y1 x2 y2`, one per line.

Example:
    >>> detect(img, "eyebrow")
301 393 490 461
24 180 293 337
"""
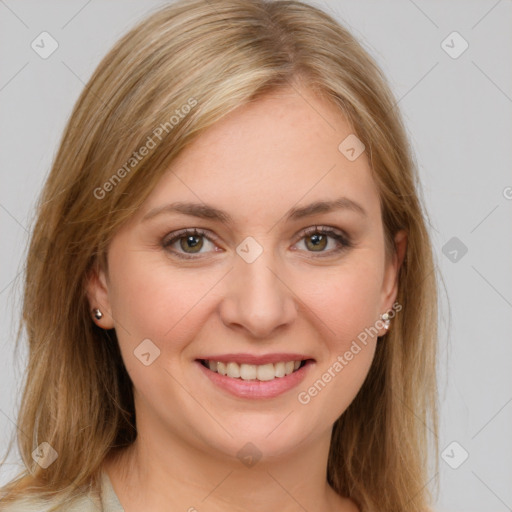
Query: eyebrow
141 197 367 225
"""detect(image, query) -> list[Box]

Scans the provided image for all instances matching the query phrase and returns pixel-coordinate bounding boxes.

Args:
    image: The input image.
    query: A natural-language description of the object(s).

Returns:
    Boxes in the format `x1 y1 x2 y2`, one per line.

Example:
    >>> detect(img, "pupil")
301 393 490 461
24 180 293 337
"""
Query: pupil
181 234 203 252
307 233 327 251
187 235 199 247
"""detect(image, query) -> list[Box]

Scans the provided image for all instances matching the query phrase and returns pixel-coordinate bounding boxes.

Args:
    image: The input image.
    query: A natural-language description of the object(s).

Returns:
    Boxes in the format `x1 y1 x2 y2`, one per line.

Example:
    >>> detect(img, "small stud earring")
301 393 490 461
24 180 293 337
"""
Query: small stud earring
380 312 390 330
92 308 103 320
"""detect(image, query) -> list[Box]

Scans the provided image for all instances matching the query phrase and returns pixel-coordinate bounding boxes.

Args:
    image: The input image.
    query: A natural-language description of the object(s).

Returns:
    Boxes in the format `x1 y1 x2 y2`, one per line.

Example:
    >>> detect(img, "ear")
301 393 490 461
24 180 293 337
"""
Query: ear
85 260 115 329
378 229 407 333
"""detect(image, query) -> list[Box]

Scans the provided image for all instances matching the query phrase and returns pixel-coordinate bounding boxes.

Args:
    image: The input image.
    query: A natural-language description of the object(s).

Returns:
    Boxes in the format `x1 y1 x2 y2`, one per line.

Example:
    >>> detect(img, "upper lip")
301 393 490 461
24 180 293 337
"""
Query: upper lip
197 353 314 365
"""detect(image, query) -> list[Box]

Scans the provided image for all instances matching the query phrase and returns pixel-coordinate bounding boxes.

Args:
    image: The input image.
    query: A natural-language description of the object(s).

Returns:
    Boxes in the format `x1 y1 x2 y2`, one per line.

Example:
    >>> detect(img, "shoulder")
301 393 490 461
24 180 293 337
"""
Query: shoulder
0 470 122 512
0 494 99 512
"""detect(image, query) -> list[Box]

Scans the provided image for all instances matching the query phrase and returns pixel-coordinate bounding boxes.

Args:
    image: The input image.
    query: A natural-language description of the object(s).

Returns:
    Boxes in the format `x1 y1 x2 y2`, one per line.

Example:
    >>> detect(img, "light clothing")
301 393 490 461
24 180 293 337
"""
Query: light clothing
0 470 124 512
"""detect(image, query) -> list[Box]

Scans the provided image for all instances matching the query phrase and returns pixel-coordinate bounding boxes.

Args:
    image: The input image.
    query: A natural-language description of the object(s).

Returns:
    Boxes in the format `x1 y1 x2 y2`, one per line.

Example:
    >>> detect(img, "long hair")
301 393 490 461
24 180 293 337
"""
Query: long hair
0 1 439 510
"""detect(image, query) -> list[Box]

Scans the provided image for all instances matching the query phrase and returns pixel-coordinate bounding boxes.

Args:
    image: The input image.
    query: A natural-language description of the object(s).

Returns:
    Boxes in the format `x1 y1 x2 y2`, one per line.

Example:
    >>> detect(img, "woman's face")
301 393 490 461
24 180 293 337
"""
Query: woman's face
88 86 406 461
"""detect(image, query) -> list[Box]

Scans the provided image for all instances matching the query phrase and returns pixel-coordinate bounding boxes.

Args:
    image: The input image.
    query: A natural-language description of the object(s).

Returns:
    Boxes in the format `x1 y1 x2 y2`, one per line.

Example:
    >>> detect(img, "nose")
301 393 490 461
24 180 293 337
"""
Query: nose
218 247 298 339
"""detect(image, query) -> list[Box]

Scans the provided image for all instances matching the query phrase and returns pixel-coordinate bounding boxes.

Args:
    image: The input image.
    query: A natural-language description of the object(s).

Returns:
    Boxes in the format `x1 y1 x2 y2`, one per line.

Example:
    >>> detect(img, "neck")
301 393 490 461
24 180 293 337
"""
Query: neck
103 411 356 511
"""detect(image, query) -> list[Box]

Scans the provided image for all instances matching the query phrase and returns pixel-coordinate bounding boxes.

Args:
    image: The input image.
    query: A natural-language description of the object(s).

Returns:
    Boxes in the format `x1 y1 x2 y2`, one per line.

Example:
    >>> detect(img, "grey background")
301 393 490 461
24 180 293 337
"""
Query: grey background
1 1 511 510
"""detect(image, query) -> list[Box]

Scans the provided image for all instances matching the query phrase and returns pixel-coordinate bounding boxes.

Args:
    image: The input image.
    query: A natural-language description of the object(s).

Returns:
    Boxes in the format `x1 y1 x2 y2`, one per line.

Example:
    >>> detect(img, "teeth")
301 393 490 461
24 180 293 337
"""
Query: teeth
227 362 240 378
239 364 257 380
217 361 227 376
274 362 285 378
257 363 275 381
203 359 304 381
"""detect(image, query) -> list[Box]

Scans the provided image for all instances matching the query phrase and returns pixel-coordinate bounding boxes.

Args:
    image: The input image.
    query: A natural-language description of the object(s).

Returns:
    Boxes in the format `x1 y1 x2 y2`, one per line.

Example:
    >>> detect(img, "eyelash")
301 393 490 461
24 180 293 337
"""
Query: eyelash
162 226 352 260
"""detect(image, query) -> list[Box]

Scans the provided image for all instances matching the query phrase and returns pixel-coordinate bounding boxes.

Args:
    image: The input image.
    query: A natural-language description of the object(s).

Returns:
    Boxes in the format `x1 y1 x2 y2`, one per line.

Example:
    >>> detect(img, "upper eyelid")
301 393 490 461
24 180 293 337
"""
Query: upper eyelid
164 225 348 242
163 227 218 244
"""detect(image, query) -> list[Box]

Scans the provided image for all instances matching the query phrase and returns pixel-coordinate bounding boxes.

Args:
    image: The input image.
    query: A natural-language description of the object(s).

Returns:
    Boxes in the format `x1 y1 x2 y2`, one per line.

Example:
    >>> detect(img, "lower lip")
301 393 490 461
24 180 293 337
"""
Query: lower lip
195 360 313 399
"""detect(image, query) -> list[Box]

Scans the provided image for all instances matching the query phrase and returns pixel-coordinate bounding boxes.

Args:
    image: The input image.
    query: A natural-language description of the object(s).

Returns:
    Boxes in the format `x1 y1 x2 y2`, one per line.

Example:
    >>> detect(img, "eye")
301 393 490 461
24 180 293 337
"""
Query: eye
162 228 219 259
162 225 352 260
294 225 352 257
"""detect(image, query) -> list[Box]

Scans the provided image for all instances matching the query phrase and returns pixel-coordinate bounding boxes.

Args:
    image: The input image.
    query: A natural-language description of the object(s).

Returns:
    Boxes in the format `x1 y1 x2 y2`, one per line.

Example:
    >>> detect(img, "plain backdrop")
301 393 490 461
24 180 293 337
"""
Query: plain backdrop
1 1 511 510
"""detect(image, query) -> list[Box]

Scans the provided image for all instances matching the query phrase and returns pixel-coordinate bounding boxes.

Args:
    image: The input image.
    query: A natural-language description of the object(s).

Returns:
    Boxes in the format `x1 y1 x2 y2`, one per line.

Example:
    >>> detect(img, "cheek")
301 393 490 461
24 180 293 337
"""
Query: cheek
297 257 384 347
106 253 215 401
108 249 220 354
292 257 383 417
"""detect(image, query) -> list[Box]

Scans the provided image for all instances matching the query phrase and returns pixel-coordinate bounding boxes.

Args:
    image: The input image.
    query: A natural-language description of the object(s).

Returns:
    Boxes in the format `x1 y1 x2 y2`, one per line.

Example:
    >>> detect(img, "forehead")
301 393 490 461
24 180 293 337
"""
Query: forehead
138 87 381 223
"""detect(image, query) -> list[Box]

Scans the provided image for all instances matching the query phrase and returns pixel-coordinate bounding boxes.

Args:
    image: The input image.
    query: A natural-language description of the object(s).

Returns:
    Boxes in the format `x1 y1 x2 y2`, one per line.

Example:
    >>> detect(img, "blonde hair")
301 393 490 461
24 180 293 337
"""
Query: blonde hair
0 0 439 510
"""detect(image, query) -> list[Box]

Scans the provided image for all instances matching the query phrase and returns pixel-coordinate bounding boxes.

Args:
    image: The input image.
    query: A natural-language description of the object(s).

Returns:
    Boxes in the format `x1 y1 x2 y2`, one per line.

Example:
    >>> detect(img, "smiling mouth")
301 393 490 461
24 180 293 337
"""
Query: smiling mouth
198 359 311 381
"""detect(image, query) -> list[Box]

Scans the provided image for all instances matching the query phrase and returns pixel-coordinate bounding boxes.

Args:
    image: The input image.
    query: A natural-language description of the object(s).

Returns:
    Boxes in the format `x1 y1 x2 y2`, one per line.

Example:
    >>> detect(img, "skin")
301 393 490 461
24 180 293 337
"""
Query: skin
87 85 406 512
